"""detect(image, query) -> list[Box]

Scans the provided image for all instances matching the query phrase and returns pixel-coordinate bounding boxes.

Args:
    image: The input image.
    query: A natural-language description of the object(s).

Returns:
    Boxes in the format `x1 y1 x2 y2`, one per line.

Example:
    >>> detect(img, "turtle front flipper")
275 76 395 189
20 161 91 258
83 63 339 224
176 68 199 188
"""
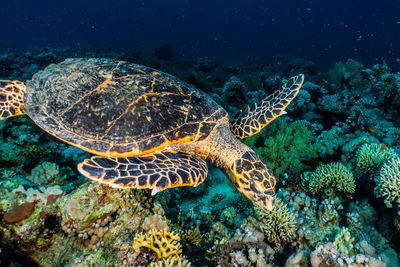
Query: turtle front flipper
230 74 304 139
0 80 26 120
77 151 208 195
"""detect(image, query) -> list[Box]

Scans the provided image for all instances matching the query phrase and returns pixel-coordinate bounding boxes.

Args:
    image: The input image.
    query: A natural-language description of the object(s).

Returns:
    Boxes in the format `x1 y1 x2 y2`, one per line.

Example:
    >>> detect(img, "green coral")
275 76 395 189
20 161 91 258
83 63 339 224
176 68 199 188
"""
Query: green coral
356 143 397 174
375 156 400 203
254 198 297 247
302 162 355 197
245 118 321 180
333 227 355 255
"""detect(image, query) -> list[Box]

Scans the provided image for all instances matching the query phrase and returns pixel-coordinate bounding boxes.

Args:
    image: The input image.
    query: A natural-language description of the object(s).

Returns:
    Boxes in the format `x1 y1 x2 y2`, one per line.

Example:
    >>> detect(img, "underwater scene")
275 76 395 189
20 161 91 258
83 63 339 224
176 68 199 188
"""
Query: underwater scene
1 0 400 266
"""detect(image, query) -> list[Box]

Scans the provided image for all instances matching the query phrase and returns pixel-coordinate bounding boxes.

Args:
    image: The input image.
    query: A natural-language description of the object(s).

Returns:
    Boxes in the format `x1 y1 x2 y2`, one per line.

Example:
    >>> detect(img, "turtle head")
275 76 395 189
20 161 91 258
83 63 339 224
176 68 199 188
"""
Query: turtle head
229 151 276 210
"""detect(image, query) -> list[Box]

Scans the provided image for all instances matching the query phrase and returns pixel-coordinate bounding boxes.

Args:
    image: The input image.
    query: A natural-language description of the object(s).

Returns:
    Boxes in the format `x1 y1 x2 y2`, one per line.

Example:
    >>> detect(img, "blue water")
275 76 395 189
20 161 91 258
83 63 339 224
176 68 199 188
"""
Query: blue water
1 0 399 69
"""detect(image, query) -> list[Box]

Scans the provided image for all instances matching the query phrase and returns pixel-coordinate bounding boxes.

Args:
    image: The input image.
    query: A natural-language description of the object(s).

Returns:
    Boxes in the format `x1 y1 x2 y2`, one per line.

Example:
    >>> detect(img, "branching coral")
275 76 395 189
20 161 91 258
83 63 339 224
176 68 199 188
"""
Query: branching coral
254 198 297 246
148 255 191 267
356 143 397 174
302 162 355 197
178 229 203 246
375 156 400 203
205 238 228 261
133 230 182 260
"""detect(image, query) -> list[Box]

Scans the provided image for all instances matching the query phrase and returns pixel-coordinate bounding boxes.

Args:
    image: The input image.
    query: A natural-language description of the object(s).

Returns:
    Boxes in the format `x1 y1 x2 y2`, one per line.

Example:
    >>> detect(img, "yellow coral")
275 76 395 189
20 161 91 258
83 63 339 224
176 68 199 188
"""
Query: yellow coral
149 255 191 267
255 198 297 245
179 229 204 246
133 230 182 259
205 238 228 261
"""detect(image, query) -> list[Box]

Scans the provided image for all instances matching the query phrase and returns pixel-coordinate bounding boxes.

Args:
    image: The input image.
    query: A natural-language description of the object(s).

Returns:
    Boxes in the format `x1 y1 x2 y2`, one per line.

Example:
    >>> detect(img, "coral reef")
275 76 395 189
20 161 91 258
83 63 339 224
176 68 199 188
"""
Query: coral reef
133 230 182 260
245 118 321 180
1 49 400 266
310 243 386 267
210 221 275 266
356 143 397 174
149 256 191 267
334 227 356 255
254 198 297 249
329 59 367 92
375 156 400 203
302 162 355 197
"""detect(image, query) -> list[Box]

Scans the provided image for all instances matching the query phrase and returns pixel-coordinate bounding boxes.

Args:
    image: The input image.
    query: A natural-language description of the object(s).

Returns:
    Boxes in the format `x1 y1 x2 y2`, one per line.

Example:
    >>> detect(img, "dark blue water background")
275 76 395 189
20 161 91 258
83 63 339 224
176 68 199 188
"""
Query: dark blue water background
1 0 399 69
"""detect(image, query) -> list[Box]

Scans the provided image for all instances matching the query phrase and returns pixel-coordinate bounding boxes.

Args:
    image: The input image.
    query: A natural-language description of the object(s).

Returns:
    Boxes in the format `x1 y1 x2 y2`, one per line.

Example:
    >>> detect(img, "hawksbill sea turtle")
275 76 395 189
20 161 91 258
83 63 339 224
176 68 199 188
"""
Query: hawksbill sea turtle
0 58 304 210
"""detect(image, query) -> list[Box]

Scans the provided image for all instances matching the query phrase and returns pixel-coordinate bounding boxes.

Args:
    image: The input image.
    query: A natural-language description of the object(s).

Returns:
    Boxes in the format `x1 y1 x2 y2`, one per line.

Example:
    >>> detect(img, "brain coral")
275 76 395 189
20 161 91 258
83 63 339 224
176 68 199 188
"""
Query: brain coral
375 156 400 203
254 198 297 246
303 162 355 197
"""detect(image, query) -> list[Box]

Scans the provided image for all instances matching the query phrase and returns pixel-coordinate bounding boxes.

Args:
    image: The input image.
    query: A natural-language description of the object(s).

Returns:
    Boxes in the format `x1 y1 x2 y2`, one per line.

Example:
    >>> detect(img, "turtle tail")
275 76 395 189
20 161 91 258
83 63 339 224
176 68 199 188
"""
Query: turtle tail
0 80 26 120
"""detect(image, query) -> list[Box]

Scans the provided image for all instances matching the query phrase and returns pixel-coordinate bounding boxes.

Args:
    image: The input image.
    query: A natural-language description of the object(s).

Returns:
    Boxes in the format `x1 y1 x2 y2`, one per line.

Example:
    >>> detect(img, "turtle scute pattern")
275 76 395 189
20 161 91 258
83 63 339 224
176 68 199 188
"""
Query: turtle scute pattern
231 74 304 139
25 58 226 156
78 151 208 192
0 80 26 119
232 151 276 208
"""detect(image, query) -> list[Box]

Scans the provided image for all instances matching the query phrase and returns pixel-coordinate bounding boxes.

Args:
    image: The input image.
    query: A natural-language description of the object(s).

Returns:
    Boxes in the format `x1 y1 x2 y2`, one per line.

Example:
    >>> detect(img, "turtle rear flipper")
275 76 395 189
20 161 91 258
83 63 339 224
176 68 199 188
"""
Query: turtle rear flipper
77 151 208 195
0 80 26 120
230 74 304 139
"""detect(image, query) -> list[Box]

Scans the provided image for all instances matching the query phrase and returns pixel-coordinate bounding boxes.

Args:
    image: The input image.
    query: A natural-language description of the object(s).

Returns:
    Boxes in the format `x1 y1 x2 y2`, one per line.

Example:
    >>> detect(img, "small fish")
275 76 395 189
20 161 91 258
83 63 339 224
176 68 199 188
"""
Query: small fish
381 144 387 151
369 127 375 132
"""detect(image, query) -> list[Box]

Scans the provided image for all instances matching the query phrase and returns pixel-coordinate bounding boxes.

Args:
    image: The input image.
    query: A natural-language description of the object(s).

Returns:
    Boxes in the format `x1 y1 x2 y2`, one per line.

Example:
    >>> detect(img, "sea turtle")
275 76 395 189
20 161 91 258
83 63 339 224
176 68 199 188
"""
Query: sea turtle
0 58 303 210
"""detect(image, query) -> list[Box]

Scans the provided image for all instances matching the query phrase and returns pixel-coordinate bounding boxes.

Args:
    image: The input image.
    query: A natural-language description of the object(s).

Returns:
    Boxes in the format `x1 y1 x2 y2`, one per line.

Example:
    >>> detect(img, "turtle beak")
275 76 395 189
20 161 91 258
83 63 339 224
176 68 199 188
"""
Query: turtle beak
264 194 276 211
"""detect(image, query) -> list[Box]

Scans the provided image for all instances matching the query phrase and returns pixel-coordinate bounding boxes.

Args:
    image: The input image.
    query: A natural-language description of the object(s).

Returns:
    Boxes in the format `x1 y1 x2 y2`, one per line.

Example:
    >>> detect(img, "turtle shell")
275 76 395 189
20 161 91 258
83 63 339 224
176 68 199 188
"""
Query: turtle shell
25 58 227 157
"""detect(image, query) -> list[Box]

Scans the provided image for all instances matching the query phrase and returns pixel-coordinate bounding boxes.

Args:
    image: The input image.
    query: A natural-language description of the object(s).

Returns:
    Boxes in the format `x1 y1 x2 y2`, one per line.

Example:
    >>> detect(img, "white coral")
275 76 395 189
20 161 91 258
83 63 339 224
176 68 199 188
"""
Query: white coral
375 156 400 203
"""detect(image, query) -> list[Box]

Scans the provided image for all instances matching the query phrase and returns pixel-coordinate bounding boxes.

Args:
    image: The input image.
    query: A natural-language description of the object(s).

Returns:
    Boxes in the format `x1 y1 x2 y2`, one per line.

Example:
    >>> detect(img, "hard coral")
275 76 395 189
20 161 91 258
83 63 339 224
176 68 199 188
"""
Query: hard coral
311 243 386 267
210 221 275 266
254 198 297 247
179 229 203 246
375 156 400 203
149 255 191 267
12 185 63 205
133 230 182 260
205 238 228 261
27 162 60 185
303 162 355 197
356 143 397 174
